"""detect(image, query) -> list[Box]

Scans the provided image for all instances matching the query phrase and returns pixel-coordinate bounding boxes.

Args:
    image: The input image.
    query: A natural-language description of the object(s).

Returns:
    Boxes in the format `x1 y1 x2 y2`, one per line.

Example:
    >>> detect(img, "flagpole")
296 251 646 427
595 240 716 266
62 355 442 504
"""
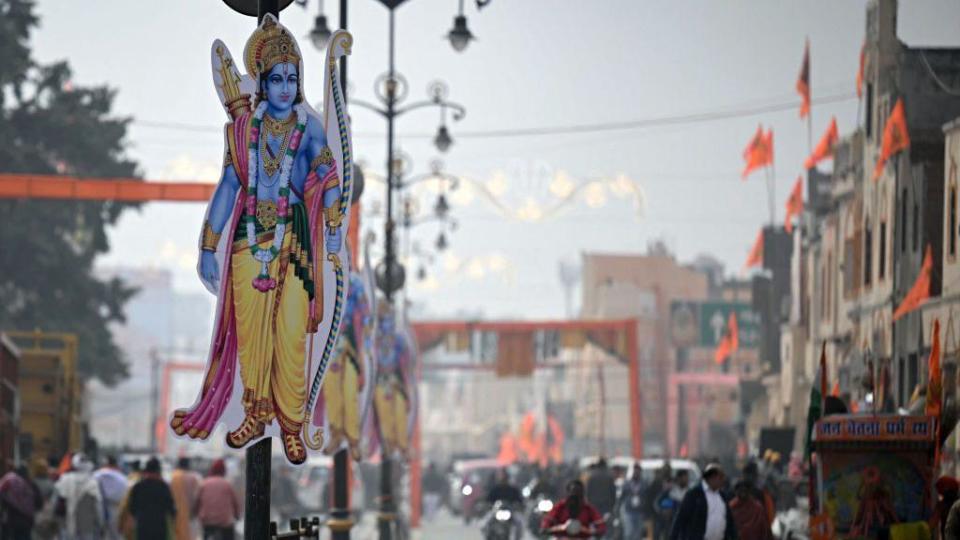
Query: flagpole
768 163 776 226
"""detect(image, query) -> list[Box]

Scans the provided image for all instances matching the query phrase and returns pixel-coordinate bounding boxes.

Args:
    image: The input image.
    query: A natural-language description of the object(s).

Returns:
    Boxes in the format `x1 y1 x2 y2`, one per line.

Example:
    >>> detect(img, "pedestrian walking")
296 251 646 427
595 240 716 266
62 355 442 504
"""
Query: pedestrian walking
95 456 129 540
585 458 617 521
195 459 239 540
127 457 176 540
617 464 646 540
0 465 43 540
170 457 201 540
648 462 673 540
53 453 104 540
668 463 737 540
936 476 960 539
728 481 772 540
656 469 690 537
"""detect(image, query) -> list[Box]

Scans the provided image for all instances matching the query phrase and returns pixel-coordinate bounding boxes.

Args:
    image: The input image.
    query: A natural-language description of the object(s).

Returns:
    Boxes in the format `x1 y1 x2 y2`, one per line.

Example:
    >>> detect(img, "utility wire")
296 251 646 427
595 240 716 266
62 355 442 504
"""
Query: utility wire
133 91 857 140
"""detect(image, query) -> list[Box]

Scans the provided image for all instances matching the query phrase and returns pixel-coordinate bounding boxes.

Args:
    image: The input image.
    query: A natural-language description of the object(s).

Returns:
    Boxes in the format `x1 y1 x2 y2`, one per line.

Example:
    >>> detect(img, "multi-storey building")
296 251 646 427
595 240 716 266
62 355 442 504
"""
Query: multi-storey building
776 0 960 453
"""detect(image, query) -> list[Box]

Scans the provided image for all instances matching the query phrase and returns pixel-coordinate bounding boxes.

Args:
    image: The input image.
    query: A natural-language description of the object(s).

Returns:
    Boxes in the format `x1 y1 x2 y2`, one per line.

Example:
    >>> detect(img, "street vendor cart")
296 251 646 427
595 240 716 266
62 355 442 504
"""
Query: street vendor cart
811 414 938 539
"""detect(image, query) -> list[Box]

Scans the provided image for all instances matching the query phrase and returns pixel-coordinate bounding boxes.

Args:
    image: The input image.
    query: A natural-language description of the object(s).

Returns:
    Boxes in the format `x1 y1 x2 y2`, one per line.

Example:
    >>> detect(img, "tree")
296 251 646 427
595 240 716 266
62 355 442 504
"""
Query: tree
0 0 139 385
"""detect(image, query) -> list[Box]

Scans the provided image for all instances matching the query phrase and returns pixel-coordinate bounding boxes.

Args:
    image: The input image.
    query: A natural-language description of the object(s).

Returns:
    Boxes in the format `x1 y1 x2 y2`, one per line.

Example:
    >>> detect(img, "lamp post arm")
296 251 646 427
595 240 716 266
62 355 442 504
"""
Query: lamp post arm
397 172 460 190
394 99 467 120
349 98 390 119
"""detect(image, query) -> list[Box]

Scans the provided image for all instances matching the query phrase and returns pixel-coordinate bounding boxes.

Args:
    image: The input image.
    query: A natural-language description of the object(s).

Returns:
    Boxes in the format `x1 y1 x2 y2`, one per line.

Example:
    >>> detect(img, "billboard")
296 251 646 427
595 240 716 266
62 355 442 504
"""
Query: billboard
670 301 760 348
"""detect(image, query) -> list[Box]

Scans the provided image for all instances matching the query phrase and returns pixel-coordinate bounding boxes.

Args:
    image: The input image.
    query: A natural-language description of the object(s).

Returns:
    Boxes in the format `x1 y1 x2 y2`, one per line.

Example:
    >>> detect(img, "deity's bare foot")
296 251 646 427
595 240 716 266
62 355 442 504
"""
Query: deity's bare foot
282 430 307 464
226 416 265 448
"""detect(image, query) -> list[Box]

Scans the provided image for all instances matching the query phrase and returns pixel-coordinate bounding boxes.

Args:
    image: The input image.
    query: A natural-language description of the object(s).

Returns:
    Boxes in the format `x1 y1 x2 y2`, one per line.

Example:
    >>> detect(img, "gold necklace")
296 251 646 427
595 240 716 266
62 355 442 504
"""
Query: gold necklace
262 112 296 134
260 113 295 178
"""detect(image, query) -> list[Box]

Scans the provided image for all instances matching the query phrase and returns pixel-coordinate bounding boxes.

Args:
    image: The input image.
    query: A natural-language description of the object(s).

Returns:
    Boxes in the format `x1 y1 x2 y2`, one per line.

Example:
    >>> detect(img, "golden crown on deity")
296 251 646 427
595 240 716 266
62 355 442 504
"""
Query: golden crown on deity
244 15 302 79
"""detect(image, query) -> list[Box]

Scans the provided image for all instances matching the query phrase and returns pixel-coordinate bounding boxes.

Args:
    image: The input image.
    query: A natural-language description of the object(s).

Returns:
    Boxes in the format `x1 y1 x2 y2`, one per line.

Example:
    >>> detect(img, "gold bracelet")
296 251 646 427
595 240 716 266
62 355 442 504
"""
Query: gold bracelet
325 206 343 230
311 146 334 171
201 222 221 252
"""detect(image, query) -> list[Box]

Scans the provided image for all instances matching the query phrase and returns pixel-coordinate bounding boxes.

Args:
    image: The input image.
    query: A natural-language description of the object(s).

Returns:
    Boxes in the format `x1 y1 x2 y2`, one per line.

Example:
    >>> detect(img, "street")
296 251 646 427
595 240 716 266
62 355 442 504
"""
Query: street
334 509 479 540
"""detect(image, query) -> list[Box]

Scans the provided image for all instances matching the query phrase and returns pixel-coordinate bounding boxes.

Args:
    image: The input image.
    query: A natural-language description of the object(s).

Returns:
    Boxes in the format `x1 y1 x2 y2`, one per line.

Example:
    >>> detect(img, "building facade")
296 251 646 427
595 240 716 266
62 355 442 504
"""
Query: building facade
774 0 960 454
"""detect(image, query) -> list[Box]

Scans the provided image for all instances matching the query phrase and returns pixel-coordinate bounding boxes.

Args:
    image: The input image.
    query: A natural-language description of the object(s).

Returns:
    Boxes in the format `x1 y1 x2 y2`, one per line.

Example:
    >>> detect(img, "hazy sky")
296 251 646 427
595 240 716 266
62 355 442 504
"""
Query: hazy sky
30 0 960 319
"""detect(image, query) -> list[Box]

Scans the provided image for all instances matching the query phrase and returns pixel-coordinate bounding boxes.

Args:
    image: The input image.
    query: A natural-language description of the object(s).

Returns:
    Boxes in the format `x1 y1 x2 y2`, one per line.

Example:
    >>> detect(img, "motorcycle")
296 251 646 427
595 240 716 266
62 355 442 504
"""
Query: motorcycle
482 500 522 540
527 496 554 538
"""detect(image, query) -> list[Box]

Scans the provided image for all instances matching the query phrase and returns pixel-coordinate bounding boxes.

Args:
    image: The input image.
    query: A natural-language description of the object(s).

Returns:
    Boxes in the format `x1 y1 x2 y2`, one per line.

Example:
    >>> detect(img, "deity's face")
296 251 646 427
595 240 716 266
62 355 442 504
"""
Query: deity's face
261 62 299 112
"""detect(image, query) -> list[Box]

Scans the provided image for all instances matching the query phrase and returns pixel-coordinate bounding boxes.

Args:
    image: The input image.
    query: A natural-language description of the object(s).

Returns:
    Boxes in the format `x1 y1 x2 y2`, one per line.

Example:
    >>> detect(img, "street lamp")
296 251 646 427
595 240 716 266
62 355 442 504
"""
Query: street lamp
434 193 450 218
447 0 474 52
307 0 332 50
434 124 453 152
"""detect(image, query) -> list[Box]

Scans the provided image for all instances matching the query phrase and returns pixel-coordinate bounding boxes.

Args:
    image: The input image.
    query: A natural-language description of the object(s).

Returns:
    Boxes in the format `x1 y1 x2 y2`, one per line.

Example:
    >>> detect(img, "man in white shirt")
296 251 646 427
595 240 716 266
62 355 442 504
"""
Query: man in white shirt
669 463 737 540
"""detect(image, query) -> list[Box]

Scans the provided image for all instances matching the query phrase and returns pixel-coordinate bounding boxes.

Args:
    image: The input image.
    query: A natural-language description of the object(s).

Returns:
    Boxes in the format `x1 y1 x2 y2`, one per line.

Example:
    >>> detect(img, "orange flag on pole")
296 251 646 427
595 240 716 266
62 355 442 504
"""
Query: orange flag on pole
497 432 519 465
797 39 811 119
856 41 866 99
742 127 774 179
744 230 764 270
713 312 739 364
926 319 942 420
831 380 840 397
785 177 804 234
892 245 933 321
804 117 839 169
874 98 910 180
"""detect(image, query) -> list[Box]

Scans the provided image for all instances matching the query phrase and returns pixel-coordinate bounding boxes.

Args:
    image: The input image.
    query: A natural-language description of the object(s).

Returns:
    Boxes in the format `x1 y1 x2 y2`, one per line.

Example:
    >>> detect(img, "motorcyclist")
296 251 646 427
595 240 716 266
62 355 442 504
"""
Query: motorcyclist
542 479 607 539
530 469 561 502
485 469 525 539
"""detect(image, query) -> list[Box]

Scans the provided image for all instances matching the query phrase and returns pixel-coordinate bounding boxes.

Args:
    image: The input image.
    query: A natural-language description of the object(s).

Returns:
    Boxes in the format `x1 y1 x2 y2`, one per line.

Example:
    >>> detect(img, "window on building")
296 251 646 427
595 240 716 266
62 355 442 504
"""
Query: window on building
908 353 919 403
951 184 957 258
879 222 887 280
898 357 906 406
821 261 827 320
913 203 920 252
901 189 908 253
826 252 833 321
866 83 874 138
864 219 873 287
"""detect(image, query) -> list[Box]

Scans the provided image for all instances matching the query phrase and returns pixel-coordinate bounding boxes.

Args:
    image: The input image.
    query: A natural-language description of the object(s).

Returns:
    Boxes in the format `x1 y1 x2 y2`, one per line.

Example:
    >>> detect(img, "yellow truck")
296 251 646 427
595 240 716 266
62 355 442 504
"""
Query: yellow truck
6 331 83 463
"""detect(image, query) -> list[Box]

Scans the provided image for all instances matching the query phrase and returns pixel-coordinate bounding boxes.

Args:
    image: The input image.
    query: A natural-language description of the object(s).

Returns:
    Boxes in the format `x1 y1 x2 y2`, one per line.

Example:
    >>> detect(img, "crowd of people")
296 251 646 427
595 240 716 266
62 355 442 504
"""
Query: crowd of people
443 455 786 539
0 454 240 540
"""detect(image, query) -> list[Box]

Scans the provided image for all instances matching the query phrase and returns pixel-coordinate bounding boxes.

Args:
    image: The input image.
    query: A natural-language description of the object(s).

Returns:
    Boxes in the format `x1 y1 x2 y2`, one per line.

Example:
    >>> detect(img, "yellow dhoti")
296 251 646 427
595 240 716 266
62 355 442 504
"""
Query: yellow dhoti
374 377 408 454
231 229 309 433
323 344 362 454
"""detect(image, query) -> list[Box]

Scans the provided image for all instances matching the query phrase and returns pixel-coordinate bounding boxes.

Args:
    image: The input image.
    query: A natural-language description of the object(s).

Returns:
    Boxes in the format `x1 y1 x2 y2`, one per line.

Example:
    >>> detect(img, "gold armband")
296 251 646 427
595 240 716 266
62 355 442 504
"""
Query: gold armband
201 222 221 252
325 206 343 230
311 146 334 171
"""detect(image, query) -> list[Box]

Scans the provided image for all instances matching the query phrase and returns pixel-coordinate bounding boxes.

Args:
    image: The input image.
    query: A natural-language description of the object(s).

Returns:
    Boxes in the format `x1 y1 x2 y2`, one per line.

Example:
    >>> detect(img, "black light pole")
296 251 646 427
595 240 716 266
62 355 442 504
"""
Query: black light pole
245 3 279 538
310 2 478 538
329 1 353 537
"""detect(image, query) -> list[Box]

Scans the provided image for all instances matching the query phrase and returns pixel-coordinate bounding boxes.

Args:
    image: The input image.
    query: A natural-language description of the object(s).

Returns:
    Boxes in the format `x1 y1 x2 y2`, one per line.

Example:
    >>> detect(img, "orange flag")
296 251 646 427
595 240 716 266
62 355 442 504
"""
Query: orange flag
744 230 764 270
856 41 866 99
714 311 739 364
797 39 811 119
926 319 942 419
742 126 774 179
874 98 910 180
497 432 519 465
784 177 804 233
804 117 839 170
892 244 933 321
831 380 840 397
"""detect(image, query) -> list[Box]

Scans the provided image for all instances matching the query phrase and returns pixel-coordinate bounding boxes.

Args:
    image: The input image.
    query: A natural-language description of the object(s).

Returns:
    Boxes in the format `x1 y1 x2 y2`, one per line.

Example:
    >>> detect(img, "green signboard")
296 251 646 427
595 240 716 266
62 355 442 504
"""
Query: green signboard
670 301 760 348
